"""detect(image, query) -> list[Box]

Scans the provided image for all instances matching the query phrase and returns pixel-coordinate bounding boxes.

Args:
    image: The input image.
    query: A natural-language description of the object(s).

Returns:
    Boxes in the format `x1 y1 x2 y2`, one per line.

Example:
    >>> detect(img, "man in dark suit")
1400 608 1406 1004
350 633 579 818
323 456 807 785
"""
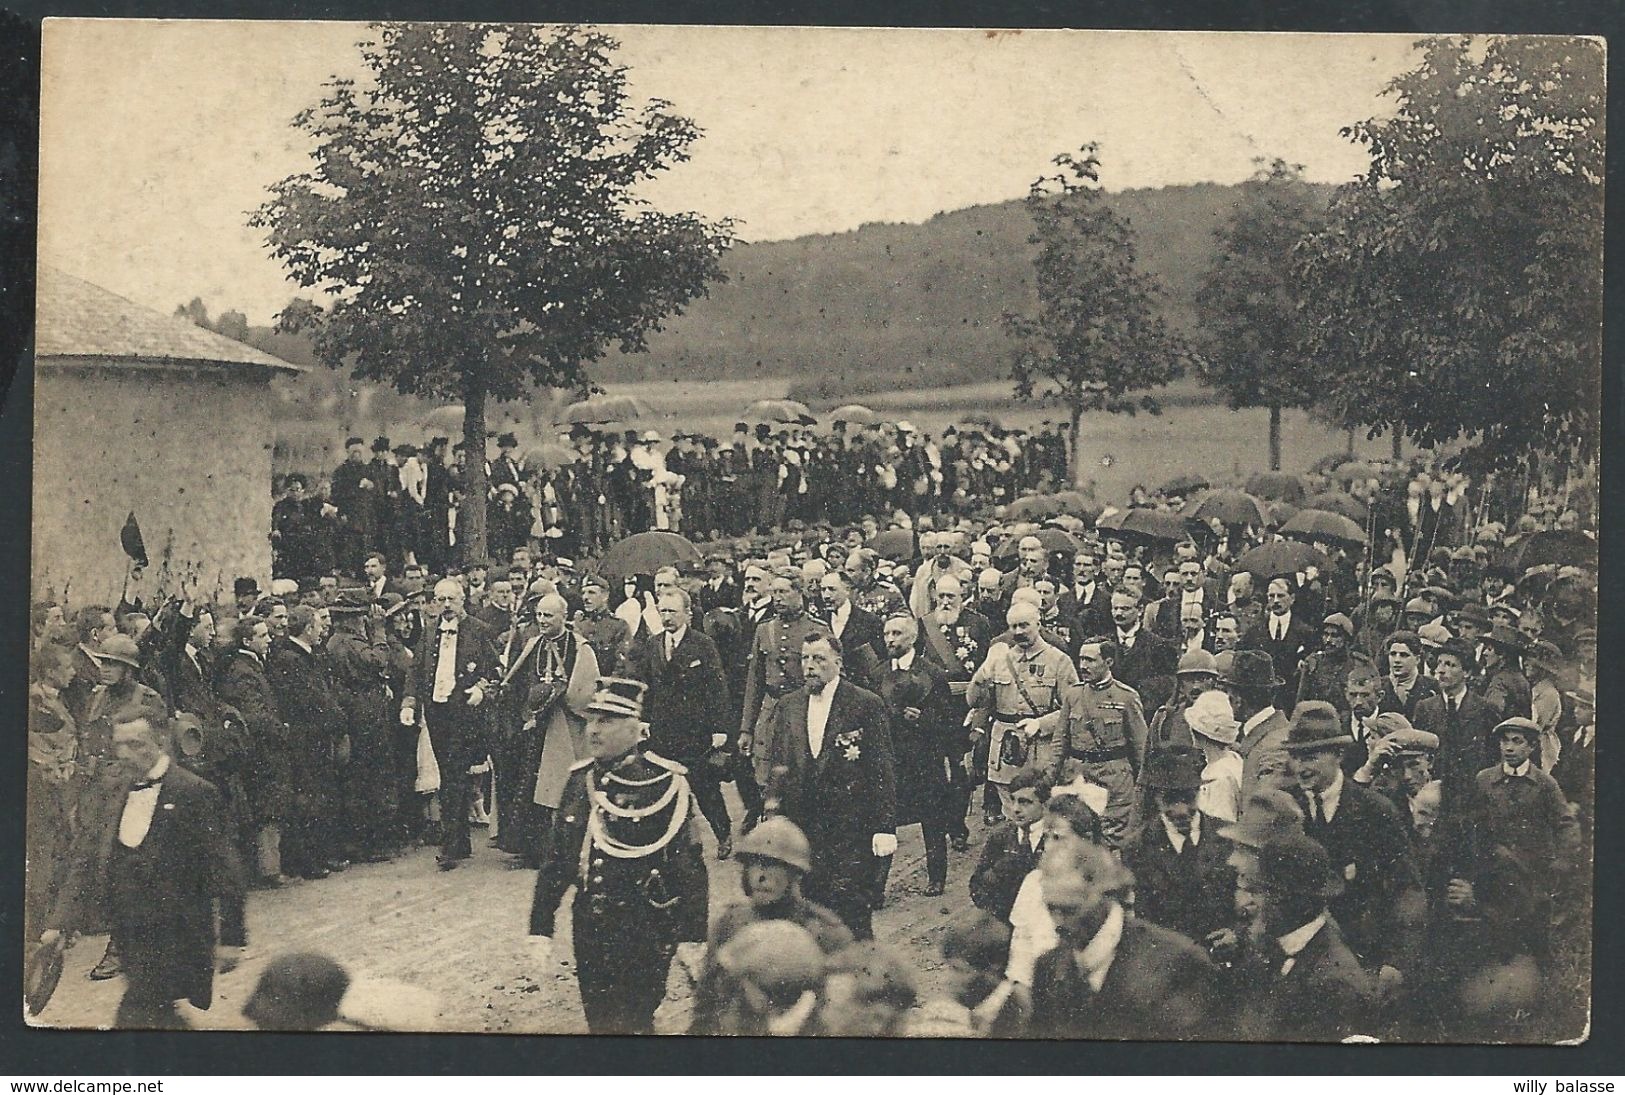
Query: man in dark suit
1109 589 1178 715
266 605 346 880
815 569 884 684
1285 701 1423 984
1059 551 1112 639
1121 748 1237 945
1411 639 1501 799
1243 577 1319 714
1029 837 1218 1040
399 579 499 869
874 612 957 897
622 587 734 858
43 709 247 1029
969 768 1049 922
1148 558 1224 640
1235 831 1377 1041
763 632 897 940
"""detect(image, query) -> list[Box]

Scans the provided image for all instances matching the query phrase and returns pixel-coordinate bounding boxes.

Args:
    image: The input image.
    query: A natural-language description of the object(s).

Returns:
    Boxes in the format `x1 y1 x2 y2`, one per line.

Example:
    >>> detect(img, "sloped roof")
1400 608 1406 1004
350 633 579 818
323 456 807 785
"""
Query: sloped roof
35 265 305 373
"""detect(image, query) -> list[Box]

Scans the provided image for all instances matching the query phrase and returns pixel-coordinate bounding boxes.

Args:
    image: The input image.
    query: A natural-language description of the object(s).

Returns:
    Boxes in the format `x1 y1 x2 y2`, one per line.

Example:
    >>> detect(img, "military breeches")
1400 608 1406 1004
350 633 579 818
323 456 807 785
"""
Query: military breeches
571 894 676 1035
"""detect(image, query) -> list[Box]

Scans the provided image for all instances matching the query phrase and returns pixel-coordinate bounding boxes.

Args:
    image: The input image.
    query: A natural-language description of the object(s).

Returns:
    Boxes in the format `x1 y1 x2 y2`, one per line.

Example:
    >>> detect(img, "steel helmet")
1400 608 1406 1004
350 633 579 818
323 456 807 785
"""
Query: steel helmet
716 920 825 994
735 816 812 874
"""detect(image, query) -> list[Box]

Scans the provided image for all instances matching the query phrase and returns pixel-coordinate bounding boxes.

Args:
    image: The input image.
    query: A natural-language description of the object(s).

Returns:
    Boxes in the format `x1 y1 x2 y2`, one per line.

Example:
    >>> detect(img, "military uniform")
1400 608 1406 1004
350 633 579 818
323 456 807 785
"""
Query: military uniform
574 608 630 677
966 639 1076 808
529 750 709 1034
739 612 831 785
852 577 906 620
1034 674 1150 848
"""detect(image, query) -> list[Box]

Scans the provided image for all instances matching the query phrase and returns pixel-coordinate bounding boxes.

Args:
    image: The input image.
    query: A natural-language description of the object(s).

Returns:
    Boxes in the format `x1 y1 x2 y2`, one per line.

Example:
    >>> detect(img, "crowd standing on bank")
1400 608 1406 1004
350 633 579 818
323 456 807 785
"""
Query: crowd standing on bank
27 419 1596 1041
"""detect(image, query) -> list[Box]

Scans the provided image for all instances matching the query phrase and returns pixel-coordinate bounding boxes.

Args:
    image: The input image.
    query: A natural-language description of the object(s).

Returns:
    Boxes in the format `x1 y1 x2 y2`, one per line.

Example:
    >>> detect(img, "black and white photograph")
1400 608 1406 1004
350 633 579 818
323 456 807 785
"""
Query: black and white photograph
22 21 1601 1044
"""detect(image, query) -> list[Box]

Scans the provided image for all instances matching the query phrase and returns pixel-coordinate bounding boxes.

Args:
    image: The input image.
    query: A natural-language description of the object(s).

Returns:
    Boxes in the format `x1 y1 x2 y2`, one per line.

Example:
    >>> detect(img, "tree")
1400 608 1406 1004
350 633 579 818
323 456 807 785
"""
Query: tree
1296 36 1602 475
174 297 211 328
1194 159 1326 471
1003 146 1185 485
250 23 734 558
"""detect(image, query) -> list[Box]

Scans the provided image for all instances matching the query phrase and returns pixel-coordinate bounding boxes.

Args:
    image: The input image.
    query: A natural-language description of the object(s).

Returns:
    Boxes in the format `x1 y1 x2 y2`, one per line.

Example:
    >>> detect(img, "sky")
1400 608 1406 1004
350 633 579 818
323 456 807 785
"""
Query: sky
38 22 1421 323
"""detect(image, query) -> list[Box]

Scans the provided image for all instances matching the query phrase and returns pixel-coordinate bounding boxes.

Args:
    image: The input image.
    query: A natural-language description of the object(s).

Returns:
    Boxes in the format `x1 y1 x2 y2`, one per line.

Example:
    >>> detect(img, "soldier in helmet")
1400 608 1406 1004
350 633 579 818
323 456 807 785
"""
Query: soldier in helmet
707 920 829 1036
528 678 709 1034
690 816 851 1034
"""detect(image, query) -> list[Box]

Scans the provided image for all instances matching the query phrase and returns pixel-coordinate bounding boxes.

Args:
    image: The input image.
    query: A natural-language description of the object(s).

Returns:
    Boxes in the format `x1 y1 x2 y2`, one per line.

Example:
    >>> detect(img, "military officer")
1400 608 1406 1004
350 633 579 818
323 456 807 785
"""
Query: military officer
573 573 630 674
738 575 831 787
1033 636 1150 848
528 678 709 1035
966 602 1077 820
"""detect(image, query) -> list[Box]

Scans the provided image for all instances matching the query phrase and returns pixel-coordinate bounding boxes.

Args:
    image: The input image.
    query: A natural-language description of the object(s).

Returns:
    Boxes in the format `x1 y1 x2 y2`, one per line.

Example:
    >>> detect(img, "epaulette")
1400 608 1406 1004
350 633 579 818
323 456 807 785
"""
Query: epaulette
569 756 595 772
643 751 689 776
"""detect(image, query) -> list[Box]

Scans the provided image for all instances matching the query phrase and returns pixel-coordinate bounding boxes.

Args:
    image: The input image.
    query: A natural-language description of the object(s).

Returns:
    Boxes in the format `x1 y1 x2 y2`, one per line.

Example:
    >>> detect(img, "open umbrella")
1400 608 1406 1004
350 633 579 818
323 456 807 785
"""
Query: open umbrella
870 528 918 562
522 443 576 475
557 395 650 425
959 412 1003 430
829 404 879 426
994 526 1082 558
1281 509 1368 547
1303 491 1369 522
1006 494 1060 521
1161 474 1210 496
1185 489 1270 528
1245 471 1307 504
422 404 466 431
1504 529 1598 574
744 399 815 425
1266 500 1299 526
1331 459 1383 483
1116 508 1196 543
1095 507 1127 532
1235 540 1330 579
1048 490 1101 522
599 531 701 578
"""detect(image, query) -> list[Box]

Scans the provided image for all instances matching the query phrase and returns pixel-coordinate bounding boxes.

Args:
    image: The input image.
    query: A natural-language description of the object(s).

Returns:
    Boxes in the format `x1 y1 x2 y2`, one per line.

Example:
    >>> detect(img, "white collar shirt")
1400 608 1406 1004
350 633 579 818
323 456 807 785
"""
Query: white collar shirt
664 626 687 659
892 648 916 672
830 601 851 639
1161 811 1202 855
1313 770 1345 824
1503 759 1532 779
1270 612 1292 641
807 678 839 758
1274 912 1329 976
1072 901 1126 993
119 754 171 849
432 624 460 703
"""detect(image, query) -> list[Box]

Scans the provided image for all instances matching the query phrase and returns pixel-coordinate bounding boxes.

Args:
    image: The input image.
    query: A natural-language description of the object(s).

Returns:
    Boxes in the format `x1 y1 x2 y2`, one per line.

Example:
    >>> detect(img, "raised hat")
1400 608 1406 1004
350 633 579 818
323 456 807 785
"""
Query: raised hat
1176 649 1219 677
234 577 260 597
1281 700 1353 753
1259 831 1344 901
1217 787 1305 849
1369 711 1439 755
1143 747 1204 791
1221 648 1283 692
586 677 647 720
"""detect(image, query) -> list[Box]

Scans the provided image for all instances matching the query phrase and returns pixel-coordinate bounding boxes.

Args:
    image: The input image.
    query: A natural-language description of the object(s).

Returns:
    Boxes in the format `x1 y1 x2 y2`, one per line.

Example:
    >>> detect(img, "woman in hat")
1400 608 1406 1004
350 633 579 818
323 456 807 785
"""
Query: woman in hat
1185 689 1244 824
1523 639 1569 773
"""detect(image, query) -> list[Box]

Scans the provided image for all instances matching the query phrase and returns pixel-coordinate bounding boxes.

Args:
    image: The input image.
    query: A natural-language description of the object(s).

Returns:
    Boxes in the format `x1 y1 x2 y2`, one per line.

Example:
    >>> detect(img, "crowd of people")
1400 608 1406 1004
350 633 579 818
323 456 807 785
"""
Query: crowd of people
269 418 1073 576
26 428 1597 1041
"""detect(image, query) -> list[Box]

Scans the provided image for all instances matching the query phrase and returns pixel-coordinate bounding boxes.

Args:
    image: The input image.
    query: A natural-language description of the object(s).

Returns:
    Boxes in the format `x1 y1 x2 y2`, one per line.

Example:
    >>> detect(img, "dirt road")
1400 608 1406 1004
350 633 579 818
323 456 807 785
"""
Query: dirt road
33 796 977 1034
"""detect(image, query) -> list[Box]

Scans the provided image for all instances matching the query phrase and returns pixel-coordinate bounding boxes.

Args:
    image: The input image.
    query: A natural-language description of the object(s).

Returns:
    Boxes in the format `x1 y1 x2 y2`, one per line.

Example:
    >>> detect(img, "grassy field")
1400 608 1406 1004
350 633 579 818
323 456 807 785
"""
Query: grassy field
274 376 1411 506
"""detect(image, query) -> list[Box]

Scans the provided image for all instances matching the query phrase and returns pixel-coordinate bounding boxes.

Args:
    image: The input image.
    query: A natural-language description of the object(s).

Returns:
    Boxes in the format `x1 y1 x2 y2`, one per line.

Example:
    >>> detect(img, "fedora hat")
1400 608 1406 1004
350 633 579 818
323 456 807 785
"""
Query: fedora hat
1221 649 1283 692
1259 831 1344 900
1281 700 1353 753
1218 787 1305 849
1454 602 1491 628
1484 621 1526 653
1143 747 1204 791
95 634 144 670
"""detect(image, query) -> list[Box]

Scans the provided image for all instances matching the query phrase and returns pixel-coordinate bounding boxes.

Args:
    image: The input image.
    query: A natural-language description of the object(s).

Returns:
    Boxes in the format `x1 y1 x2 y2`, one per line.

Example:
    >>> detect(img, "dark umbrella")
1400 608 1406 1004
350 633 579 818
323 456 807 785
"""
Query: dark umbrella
24 934 66 1017
1505 529 1598 574
995 527 1082 557
1281 509 1369 547
599 531 701 579
1235 540 1331 579
1245 471 1307 504
1007 494 1060 521
120 512 148 569
1117 508 1196 543
522 444 576 475
1266 500 1299 527
959 412 1003 430
870 528 918 562
1095 508 1128 532
1048 490 1101 522
1185 489 1270 528
1304 491 1369 522
1161 474 1210 496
